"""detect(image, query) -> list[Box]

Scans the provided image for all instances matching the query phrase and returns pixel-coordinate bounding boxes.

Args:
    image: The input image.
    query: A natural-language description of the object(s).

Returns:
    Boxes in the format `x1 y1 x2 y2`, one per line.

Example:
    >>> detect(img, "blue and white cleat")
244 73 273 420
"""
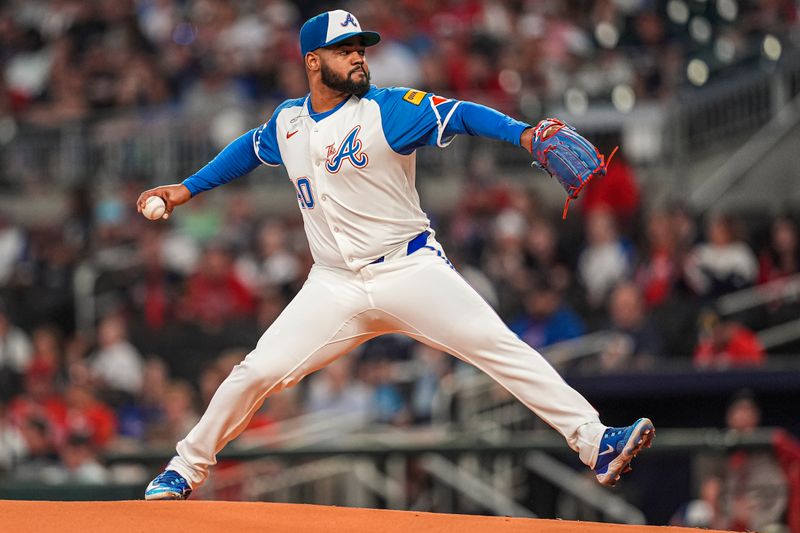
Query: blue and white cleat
144 470 193 500
594 418 655 487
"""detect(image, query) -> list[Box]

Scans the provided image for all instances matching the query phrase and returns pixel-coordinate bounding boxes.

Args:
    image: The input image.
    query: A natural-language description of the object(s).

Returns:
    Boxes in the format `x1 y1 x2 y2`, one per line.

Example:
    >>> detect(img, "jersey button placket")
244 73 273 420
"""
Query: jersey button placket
312 125 353 269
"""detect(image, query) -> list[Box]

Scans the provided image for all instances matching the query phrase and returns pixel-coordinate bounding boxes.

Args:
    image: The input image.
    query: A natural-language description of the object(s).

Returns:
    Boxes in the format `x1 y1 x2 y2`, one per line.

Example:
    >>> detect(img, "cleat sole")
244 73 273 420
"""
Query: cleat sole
145 490 185 501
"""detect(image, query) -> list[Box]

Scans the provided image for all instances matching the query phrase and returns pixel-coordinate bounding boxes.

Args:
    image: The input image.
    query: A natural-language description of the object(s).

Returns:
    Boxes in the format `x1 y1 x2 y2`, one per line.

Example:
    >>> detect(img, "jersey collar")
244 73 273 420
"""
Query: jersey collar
304 94 352 123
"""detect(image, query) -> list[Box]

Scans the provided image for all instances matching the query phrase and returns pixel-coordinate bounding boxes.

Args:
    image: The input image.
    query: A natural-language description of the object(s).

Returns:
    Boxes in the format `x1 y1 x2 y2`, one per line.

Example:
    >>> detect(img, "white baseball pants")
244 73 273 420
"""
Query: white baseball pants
168 237 605 487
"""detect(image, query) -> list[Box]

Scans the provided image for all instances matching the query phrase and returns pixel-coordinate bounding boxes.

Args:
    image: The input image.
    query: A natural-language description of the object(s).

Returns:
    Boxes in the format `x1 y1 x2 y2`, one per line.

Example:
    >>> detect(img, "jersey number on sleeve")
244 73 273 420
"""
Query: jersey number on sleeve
293 177 315 209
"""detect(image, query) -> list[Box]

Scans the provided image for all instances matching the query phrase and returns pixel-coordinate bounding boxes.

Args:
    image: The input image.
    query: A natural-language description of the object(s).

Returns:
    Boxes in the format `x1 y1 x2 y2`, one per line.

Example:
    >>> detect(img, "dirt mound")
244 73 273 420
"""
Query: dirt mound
0 500 729 532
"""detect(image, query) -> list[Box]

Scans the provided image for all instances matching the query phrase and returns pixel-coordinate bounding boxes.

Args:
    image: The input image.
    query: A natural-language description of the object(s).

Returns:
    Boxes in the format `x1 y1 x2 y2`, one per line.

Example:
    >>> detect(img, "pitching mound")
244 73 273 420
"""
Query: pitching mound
0 500 727 532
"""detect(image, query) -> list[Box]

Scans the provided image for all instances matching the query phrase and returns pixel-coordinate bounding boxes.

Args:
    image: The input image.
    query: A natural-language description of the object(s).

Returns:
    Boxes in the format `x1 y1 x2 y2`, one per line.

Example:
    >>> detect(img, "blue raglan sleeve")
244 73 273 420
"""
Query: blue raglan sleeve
182 129 263 196
181 102 287 196
373 87 531 155
438 101 531 146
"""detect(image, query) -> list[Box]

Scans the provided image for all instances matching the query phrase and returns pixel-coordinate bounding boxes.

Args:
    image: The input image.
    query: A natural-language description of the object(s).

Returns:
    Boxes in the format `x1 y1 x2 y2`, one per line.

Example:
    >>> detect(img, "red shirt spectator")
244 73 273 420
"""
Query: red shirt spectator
582 154 640 225
636 211 679 308
181 243 256 329
63 385 117 449
694 315 765 368
8 359 68 445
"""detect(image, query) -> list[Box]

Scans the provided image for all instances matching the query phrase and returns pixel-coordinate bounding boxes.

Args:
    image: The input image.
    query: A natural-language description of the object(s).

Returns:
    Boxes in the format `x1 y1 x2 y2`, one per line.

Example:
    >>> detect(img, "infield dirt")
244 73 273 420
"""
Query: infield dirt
0 500 731 532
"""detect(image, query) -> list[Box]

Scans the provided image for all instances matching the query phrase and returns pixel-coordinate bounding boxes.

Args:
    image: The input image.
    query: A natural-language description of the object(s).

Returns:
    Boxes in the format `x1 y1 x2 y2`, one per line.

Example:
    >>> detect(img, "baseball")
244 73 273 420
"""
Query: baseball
142 196 166 220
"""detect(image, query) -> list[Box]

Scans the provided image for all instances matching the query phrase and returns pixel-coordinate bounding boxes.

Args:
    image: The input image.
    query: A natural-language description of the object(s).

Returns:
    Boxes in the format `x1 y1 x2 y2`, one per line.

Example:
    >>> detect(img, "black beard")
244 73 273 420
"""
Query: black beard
320 62 371 97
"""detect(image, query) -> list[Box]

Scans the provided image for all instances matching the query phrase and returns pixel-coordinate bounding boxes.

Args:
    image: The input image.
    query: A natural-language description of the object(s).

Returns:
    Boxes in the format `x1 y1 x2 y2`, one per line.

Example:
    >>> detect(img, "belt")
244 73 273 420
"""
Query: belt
370 230 430 265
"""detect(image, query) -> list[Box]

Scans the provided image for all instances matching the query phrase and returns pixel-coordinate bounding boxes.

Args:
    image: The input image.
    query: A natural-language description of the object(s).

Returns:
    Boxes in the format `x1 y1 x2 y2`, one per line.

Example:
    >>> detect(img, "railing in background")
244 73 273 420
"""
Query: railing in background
687 89 800 211
88 427 777 520
717 274 800 316
675 70 774 151
0 426 787 524
715 273 800 351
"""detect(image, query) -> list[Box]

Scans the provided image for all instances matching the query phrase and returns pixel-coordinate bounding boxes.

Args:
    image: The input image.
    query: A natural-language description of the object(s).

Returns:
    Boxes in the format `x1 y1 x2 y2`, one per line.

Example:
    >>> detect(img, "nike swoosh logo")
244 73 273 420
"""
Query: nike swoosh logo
286 130 299 139
598 444 616 456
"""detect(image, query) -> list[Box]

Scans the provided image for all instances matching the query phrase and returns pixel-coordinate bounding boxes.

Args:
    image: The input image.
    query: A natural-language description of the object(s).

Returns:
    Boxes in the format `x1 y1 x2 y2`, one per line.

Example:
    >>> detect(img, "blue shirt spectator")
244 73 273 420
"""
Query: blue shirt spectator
509 280 585 349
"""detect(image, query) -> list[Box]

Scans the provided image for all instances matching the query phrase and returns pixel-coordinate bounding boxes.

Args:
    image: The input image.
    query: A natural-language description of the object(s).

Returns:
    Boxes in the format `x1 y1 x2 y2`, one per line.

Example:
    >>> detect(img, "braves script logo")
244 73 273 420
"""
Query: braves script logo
341 13 357 27
325 125 368 173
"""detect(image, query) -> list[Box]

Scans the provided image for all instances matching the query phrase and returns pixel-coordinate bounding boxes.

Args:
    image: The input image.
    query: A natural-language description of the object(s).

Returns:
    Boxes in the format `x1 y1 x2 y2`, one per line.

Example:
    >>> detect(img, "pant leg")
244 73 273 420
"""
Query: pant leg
169 265 377 487
368 251 605 468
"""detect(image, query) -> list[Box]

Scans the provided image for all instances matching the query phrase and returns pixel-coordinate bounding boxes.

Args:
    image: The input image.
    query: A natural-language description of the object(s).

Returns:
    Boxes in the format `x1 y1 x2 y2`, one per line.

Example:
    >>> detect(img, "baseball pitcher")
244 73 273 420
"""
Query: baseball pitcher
139 10 652 500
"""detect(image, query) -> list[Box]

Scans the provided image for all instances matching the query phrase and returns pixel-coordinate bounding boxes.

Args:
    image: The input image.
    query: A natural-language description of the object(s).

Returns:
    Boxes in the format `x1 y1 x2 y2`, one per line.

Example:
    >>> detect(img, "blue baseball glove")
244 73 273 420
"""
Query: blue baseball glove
530 118 618 219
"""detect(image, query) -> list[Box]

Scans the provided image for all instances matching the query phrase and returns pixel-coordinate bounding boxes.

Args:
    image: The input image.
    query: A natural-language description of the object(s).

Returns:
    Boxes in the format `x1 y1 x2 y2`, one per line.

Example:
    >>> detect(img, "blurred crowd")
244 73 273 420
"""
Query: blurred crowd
1 166 799 486
1 0 798 127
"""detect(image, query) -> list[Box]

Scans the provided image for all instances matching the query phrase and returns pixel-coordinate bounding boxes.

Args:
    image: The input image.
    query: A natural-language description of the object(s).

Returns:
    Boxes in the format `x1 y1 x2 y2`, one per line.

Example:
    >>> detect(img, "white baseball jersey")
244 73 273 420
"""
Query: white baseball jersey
252 88 461 270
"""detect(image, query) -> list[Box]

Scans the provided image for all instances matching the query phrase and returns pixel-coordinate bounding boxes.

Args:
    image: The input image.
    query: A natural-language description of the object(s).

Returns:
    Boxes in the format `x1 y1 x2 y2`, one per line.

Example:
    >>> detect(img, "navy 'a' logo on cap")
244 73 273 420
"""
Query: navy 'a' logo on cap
341 13 357 27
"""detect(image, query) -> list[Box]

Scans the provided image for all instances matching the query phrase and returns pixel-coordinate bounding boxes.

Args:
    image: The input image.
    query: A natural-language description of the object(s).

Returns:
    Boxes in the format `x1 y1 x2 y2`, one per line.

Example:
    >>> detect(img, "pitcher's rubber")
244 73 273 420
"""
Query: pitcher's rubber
0 500 732 533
